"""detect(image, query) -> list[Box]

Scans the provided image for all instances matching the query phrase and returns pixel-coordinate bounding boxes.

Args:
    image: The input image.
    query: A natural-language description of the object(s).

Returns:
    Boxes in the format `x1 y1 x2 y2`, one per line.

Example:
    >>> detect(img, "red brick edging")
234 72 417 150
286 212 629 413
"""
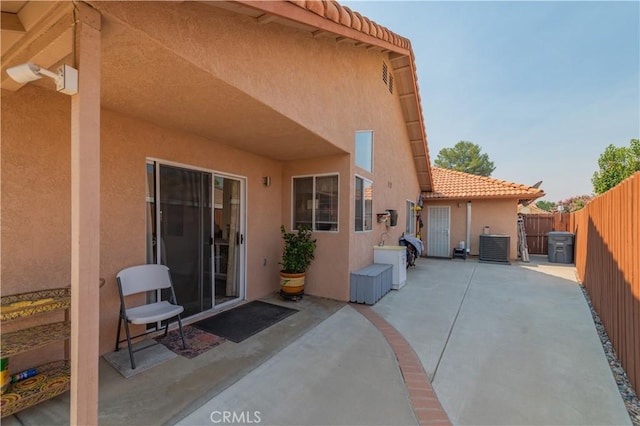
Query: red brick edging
351 304 452 426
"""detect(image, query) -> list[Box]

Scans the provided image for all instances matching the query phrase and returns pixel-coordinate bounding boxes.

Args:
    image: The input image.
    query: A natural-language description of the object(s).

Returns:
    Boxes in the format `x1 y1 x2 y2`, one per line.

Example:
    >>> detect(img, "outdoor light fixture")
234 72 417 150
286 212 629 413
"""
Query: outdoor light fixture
5 62 78 95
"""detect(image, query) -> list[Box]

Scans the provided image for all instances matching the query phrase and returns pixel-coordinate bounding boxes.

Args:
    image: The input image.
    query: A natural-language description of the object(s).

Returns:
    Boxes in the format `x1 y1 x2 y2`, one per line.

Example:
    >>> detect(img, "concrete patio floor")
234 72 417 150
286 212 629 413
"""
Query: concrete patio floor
4 256 632 425
373 255 631 425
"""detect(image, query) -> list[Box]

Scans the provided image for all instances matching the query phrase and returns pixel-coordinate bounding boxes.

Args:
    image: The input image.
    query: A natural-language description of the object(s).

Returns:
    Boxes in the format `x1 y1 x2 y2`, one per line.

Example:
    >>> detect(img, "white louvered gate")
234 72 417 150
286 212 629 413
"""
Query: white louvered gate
427 206 450 257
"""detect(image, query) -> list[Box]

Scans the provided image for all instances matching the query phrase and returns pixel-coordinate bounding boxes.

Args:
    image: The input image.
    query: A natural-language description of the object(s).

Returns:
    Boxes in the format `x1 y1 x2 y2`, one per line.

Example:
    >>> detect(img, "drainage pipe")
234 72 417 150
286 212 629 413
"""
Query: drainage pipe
466 201 472 254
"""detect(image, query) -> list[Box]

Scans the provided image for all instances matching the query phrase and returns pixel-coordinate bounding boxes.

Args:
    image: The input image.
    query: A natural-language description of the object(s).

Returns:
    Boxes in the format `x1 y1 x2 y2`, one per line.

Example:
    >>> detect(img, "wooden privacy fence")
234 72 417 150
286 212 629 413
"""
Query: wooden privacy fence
522 214 553 255
521 213 570 255
553 212 571 232
568 172 639 392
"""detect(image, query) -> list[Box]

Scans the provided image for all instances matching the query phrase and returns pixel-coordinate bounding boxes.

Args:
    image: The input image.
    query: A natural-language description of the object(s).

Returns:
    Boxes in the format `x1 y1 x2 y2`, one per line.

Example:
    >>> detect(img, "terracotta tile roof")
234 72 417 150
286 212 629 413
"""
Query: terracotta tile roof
287 0 412 50
423 167 545 200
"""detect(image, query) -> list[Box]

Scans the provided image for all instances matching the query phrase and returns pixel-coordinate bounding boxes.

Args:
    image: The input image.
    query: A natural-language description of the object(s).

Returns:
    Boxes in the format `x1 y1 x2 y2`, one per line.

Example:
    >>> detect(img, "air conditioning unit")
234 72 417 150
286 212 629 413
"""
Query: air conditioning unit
479 235 510 263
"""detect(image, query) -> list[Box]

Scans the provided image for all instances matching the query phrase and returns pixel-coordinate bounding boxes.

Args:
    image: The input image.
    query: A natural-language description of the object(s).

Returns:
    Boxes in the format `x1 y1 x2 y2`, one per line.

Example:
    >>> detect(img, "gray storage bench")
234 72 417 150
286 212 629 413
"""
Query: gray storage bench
350 263 393 305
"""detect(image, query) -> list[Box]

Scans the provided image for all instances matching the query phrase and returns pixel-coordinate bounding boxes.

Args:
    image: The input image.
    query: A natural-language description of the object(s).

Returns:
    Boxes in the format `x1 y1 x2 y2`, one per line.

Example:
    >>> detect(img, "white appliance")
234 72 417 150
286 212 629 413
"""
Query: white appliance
373 245 407 290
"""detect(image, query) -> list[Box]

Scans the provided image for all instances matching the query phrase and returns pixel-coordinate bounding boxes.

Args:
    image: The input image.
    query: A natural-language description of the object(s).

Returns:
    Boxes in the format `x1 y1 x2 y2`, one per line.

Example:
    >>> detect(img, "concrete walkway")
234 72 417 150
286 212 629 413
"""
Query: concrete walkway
178 305 419 426
373 256 631 425
180 256 631 426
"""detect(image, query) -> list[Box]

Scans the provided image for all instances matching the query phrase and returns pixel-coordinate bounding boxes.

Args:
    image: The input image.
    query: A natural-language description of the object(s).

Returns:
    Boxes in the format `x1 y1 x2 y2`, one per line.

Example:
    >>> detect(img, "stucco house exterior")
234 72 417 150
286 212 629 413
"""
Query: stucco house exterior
422 167 545 260
1 1 432 420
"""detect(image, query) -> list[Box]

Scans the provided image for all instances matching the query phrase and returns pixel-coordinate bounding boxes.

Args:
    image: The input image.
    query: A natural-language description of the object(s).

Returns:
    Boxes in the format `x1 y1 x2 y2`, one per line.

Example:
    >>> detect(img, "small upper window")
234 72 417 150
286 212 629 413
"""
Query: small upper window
355 131 373 172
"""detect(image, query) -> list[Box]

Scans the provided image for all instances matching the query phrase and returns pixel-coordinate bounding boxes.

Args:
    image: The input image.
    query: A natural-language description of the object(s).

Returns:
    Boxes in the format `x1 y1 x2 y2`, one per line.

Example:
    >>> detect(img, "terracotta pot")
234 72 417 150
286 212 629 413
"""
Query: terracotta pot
279 271 306 295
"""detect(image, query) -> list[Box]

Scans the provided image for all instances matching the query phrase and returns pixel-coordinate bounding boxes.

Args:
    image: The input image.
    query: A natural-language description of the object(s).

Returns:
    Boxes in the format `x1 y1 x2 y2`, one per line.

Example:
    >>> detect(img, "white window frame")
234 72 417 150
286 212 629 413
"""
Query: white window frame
406 200 416 235
355 175 373 232
145 157 248 310
292 173 339 233
355 130 374 172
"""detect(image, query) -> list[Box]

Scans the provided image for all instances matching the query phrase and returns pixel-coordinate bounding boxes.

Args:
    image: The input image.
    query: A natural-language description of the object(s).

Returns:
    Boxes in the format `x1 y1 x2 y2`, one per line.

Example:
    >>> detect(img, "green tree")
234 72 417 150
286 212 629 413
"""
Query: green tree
434 141 496 176
557 195 593 213
535 200 555 212
592 139 640 194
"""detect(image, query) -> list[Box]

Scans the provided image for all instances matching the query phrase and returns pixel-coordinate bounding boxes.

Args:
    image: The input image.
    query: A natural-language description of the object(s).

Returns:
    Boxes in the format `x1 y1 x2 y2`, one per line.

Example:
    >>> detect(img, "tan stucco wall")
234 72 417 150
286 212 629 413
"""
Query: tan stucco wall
348 107 423 272
1 86 71 371
471 199 519 258
424 199 519 259
1 87 72 292
93 1 423 290
282 155 351 301
1 91 284 355
99 108 285 354
93 1 400 153
2 2 424 358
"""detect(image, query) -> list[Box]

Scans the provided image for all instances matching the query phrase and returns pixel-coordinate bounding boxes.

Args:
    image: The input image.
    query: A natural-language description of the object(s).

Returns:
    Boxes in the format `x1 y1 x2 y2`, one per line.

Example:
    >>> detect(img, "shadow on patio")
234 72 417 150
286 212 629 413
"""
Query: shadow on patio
3 296 344 425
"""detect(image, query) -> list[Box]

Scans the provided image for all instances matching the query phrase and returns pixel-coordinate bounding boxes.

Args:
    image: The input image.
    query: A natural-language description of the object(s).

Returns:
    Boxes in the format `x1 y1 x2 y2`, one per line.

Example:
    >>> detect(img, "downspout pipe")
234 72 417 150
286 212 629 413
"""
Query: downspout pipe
466 201 472 254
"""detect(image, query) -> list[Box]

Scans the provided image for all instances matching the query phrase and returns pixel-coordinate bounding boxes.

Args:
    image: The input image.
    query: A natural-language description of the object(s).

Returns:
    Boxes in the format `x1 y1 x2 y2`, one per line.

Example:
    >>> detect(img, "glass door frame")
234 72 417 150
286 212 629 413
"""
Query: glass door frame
146 158 247 319
211 171 247 311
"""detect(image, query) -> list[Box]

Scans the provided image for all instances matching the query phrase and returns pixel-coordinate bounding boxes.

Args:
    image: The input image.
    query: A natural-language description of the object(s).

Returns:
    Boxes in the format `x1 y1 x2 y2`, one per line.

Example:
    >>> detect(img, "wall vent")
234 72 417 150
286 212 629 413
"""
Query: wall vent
382 62 388 85
479 235 510 263
389 74 394 94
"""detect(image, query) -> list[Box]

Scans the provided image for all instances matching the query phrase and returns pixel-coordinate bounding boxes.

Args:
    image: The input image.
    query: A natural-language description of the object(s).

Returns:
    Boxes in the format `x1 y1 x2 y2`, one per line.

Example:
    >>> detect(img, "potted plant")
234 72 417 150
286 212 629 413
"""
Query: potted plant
279 225 316 300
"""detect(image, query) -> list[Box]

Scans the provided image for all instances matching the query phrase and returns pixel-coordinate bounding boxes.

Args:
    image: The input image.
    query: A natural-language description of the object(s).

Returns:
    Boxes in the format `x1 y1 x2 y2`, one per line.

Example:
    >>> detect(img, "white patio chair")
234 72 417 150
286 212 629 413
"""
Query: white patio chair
115 264 187 369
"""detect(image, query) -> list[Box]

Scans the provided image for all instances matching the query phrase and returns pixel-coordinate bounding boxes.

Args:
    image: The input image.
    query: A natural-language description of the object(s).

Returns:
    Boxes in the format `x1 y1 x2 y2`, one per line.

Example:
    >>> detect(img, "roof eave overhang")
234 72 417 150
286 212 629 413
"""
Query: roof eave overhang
232 1 412 55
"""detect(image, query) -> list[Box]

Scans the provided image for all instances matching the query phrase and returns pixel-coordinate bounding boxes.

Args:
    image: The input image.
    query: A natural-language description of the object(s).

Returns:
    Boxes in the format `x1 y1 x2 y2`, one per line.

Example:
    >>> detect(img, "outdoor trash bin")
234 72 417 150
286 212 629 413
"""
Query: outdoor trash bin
547 231 574 264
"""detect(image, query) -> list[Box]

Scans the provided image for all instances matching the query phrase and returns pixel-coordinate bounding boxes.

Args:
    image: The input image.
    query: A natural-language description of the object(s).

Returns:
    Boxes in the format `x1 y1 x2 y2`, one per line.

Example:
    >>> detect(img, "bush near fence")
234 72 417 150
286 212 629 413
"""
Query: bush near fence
563 172 639 393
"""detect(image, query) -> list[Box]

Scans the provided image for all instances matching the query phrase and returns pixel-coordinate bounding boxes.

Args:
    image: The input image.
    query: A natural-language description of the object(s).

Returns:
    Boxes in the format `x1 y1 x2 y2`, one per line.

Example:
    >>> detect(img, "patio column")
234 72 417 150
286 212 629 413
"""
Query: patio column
70 3 101 425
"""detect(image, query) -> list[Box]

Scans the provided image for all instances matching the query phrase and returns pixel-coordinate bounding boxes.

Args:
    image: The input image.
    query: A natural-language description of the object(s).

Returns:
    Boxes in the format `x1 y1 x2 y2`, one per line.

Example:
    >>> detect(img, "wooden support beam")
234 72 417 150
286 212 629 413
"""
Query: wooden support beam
392 64 411 72
69 3 101 425
256 13 277 24
313 29 337 39
1 3 74 91
1 12 25 32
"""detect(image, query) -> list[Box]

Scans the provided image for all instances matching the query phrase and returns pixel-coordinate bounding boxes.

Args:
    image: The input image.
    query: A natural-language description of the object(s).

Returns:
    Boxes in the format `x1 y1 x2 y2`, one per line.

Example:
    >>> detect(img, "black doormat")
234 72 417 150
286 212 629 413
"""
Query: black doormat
192 301 298 343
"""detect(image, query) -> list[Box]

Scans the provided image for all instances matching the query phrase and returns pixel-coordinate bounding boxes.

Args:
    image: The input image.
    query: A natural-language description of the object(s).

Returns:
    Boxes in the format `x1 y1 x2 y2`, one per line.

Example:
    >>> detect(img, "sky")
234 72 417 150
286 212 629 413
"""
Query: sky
341 0 640 202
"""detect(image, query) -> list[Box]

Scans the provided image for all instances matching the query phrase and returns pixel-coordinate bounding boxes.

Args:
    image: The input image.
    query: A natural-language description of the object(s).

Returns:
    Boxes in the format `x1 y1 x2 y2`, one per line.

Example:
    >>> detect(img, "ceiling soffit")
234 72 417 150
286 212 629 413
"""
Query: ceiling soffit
2 2 343 162
98 16 343 162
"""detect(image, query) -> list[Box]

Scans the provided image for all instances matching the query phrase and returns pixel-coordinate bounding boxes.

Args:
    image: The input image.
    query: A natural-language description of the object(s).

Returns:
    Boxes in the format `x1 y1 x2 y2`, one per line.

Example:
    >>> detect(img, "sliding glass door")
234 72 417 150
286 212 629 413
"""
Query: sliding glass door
146 161 245 318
